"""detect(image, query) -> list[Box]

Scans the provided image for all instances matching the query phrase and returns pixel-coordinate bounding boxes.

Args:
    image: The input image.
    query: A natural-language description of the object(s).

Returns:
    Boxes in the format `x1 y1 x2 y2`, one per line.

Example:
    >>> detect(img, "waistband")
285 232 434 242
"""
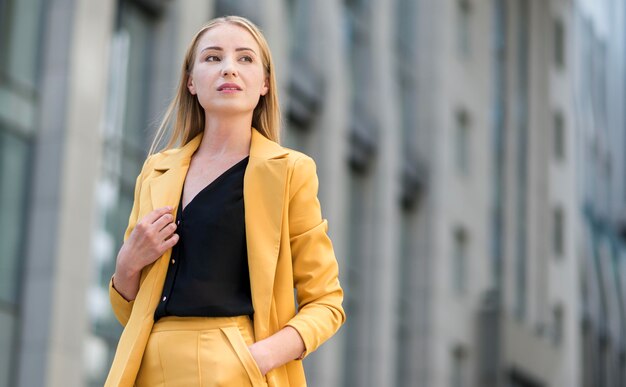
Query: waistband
152 315 253 332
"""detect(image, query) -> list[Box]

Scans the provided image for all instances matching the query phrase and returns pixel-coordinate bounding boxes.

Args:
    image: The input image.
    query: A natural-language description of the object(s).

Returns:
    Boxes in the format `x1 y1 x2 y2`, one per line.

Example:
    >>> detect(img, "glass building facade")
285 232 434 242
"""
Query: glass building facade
0 0 44 385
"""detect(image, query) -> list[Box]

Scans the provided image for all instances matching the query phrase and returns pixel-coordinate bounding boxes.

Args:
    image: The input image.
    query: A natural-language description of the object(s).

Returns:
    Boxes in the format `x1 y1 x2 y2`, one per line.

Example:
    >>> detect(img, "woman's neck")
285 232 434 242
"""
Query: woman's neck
196 113 252 159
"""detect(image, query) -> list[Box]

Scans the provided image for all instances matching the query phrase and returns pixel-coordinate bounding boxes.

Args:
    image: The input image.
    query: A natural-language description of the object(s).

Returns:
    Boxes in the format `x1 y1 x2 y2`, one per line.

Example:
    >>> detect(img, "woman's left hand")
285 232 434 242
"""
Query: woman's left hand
248 341 274 376
247 325 305 376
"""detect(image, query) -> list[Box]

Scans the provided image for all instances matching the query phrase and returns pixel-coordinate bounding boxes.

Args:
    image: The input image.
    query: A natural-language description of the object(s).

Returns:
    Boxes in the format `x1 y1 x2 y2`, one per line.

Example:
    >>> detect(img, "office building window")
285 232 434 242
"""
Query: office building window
87 2 156 386
453 227 468 295
553 18 565 69
344 0 378 174
619 349 626 387
553 207 564 258
514 0 529 320
455 109 471 176
451 345 467 387
552 304 563 345
0 0 44 385
457 0 472 59
553 111 565 161
0 129 30 387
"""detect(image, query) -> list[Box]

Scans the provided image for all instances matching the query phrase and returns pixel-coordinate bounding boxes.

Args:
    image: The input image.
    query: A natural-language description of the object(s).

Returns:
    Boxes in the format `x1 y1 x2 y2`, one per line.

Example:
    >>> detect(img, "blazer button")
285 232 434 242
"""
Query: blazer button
162 296 167 302
171 259 176 264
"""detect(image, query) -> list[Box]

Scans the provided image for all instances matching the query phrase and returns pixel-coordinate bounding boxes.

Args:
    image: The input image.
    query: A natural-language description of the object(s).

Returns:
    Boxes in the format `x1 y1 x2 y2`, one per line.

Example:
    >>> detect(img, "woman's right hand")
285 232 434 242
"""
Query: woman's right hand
113 206 179 301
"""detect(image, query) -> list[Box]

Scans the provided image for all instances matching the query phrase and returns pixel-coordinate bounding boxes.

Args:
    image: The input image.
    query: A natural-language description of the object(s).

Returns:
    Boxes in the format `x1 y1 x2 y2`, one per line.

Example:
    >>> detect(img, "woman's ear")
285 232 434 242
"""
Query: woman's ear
260 78 269 96
187 75 197 95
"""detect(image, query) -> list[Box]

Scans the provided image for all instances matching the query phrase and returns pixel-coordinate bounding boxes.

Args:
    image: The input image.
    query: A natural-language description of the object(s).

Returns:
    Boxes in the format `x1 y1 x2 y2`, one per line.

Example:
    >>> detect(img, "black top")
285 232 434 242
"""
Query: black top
154 156 254 321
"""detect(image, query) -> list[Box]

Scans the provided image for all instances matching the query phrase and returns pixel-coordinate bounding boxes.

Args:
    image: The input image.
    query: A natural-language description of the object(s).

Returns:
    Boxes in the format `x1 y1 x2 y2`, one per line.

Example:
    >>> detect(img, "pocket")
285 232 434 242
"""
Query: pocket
220 326 268 386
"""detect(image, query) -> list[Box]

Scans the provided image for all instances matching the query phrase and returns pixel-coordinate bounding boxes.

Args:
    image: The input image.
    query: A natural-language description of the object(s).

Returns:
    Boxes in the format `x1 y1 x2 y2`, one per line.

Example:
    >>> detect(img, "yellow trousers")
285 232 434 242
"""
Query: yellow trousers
135 315 269 387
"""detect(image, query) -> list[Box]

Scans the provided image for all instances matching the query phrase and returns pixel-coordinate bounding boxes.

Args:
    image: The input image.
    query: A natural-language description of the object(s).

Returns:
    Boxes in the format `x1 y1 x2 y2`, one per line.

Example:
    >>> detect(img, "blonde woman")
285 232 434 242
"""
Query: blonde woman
106 15 345 387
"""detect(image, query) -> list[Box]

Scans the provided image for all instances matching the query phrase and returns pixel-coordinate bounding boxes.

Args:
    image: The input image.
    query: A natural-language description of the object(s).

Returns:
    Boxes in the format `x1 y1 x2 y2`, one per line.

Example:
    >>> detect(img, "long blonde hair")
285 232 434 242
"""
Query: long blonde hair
148 16 281 155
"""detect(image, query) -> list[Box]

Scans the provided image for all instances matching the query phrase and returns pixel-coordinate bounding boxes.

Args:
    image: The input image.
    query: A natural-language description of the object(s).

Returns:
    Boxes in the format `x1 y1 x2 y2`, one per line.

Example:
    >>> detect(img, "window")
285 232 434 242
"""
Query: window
514 0 529 320
345 0 378 174
451 345 467 387
619 350 626 387
553 18 565 69
0 129 30 387
553 207 564 258
88 2 157 385
453 227 468 294
553 111 565 161
455 110 471 176
552 304 563 345
509 370 544 387
0 0 44 385
457 0 472 59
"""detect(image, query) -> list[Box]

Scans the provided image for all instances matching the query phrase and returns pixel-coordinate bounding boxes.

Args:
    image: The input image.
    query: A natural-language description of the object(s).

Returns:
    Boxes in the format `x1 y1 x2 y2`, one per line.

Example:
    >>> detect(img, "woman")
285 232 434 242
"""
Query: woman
106 15 345 387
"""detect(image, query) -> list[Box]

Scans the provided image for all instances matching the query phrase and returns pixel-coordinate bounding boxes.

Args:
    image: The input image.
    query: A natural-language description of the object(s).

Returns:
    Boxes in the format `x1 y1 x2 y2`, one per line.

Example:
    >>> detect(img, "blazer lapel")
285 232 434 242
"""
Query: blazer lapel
244 129 289 337
131 134 203 318
148 133 203 211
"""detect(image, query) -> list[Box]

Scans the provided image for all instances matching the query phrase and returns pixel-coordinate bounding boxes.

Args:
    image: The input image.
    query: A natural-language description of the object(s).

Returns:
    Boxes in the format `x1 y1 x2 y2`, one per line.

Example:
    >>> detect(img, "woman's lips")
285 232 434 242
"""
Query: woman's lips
217 83 242 92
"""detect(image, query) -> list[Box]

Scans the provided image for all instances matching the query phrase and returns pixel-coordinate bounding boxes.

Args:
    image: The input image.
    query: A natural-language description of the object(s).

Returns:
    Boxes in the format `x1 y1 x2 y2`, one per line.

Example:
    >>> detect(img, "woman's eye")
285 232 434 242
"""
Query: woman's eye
206 55 220 62
240 56 253 63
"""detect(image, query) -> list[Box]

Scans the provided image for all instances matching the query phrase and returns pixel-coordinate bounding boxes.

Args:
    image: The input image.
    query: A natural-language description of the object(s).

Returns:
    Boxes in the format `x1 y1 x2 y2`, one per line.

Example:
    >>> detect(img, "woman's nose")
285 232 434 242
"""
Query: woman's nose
221 59 238 77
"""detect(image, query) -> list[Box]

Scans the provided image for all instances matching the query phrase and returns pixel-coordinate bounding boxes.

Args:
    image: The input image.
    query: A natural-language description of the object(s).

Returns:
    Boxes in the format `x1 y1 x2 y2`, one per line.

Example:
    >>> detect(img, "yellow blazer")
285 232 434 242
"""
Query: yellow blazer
106 128 346 386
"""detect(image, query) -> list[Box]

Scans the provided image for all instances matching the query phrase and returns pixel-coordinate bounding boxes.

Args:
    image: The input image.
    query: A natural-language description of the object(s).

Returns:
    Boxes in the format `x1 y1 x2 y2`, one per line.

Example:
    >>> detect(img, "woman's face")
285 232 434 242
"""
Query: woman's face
187 23 269 117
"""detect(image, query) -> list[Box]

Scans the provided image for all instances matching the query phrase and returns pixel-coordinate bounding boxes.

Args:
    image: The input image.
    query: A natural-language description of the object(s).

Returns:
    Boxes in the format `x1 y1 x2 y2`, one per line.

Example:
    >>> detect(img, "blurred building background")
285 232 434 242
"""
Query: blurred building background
0 0 625 386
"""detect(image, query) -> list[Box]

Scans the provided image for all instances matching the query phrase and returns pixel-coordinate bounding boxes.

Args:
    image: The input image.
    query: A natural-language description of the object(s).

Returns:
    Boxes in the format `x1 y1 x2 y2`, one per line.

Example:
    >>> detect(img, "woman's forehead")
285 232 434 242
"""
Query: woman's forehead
197 24 260 52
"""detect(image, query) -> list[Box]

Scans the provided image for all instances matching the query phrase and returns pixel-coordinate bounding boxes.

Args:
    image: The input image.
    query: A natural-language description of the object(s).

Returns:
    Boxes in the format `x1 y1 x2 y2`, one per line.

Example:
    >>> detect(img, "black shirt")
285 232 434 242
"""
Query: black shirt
154 156 254 321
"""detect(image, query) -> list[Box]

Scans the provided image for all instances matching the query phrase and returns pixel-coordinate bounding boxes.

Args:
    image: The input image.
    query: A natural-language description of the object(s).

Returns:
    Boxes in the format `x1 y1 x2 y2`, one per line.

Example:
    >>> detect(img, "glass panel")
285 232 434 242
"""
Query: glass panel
0 312 15 387
0 0 43 135
456 110 470 176
451 347 466 387
453 228 468 294
119 3 153 153
4 0 45 90
0 130 29 304
553 18 565 68
457 0 471 59
88 2 155 386
514 0 529 320
343 174 368 387
553 207 564 257
552 305 563 345
553 111 564 160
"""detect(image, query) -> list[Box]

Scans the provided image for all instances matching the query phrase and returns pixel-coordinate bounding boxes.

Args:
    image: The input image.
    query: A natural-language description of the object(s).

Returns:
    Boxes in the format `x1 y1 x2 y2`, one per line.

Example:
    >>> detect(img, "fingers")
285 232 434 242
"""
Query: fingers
162 232 179 250
158 220 177 239
141 206 174 225
153 212 175 232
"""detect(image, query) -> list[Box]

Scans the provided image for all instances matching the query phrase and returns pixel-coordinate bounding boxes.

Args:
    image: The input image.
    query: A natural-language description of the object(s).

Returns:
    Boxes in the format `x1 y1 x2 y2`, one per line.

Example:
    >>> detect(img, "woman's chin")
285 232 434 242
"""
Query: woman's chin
201 103 255 116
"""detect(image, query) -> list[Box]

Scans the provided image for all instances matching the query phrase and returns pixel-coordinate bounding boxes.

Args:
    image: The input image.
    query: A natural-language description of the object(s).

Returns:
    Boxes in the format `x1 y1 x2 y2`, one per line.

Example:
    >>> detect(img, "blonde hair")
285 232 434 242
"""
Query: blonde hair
148 15 281 155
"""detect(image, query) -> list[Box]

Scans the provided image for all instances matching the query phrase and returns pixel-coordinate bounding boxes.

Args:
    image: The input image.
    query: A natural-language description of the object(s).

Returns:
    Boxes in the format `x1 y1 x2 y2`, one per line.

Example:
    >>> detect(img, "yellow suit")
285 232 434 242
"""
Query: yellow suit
106 128 346 386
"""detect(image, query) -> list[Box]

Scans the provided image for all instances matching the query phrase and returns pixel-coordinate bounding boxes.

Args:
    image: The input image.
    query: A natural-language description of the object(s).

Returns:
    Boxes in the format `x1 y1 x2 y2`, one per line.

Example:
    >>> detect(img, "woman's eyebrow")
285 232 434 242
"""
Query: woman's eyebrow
200 46 257 55
201 46 223 52
236 47 257 55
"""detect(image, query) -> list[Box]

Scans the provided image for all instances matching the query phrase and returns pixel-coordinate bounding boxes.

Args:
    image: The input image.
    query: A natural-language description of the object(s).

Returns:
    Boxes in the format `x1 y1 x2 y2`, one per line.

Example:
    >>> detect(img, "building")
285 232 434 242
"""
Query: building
1 0 625 386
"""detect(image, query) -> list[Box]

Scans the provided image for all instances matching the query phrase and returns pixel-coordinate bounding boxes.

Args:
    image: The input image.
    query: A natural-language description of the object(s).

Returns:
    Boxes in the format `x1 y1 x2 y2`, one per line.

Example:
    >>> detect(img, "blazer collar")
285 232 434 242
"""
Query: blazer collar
152 127 288 171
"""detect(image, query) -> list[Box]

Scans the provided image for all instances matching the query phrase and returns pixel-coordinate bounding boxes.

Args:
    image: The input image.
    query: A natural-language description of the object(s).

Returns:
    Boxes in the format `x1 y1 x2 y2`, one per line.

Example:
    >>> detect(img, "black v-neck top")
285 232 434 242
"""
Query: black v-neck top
154 156 254 321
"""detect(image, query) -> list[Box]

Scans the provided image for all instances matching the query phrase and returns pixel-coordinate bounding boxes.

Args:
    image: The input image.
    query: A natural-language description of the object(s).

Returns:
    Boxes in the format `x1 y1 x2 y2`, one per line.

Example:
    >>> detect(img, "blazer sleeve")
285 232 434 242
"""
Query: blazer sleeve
284 156 346 358
109 156 151 327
